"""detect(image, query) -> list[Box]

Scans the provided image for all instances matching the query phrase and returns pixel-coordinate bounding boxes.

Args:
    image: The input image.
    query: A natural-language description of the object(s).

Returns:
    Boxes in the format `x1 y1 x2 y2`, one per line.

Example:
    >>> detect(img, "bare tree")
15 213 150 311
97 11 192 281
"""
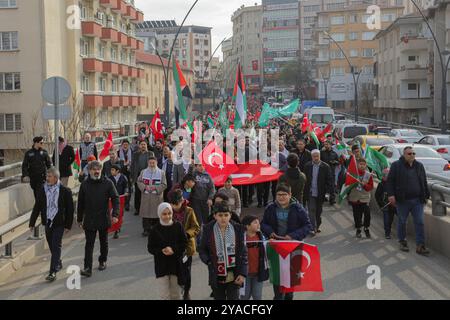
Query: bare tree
62 92 85 143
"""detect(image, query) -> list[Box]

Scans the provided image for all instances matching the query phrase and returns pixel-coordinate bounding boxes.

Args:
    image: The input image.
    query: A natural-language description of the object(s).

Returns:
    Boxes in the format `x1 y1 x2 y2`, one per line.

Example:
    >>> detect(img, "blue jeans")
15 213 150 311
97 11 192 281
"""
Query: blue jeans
396 198 425 245
241 275 263 300
383 207 396 236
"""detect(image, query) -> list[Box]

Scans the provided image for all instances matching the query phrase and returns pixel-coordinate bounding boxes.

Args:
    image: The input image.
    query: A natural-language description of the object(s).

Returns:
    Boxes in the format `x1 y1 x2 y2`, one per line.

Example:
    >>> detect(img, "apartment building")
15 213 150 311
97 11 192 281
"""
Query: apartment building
0 0 145 163
374 15 433 125
221 37 235 95
231 4 263 95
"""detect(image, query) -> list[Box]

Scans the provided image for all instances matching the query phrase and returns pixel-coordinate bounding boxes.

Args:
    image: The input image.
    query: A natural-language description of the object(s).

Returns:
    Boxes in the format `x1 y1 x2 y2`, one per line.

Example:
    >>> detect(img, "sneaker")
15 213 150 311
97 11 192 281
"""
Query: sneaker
113 231 119 239
364 229 371 238
98 262 107 271
45 272 56 282
385 234 391 240
80 268 92 277
399 241 409 252
356 229 362 238
416 245 430 256
309 231 316 237
55 260 63 272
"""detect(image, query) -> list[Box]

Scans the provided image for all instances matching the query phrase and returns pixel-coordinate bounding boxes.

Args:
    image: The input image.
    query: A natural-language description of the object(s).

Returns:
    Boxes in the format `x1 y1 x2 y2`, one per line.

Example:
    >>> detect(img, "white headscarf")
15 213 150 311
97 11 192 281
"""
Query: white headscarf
157 202 173 226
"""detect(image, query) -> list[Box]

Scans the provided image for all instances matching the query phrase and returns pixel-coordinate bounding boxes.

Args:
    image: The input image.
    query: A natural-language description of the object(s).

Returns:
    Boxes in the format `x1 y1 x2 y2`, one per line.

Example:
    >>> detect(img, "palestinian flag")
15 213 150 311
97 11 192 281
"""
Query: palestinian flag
338 155 359 203
232 63 247 129
267 241 323 292
207 115 215 129
309 125 321 148
73 149 81 177
173 59 192 128
365 146 389 180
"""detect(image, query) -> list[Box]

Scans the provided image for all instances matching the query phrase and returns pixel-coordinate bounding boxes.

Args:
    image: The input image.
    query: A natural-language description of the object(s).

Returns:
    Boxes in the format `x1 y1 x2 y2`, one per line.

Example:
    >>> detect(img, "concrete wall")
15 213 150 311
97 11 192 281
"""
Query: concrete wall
0 183 35 225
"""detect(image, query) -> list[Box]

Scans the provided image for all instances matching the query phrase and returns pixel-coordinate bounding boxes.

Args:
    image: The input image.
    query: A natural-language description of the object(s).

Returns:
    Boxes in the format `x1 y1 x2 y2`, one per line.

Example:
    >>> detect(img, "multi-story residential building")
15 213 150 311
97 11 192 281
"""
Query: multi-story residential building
0 0 145 163
221 37 235 95
374 15 433 125
136 51 194 119
313 1 404 114
262 0 300 96
136 21 212 88
231 4 263 95
300 0 322 64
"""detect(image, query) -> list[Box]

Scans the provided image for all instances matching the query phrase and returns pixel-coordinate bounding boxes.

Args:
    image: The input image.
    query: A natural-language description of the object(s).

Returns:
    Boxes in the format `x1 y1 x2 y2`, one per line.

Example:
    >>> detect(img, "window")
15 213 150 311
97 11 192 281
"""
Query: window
362 66 373 74
362 32 376 41
331 33 345 42
350 49 358 57
0 0 17 8
408 83 417 90
204 40 208 46
331 67 345 76
182 39 187 47
348 32 358 41
100 108 108 124
408 56 417 61
362 15 371 23
304 28 312 35
0 113 21 132
362 48 374 57
98 43 105 58
111 47 117 61
111 78 117 92
121 108 128 123
204 50 209 56
0 32 18 50
195 49 199 56
195 39 199 45
0 72 20 91
80 39 89 56
304 5 320 12
382 13 396 22
99 76 106 91
81 75 89 91
331 16 345 25
330 50 344 59
121 80 127 92
182 49 187 58
304 16 316 24
304 39 313 46
182 60 187 67
349 15 358 23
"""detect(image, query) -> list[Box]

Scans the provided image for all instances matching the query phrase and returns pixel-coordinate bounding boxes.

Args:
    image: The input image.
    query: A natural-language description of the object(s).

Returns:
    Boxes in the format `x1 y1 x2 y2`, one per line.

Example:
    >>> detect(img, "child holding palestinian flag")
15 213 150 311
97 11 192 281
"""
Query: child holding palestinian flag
347 158 374 239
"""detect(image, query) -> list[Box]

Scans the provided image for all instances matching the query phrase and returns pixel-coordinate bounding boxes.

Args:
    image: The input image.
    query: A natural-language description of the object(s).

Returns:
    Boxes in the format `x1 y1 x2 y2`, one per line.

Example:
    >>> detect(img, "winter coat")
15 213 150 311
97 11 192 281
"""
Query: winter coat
191 171 215 201
303 161 333 202
137 168 167 219
279 167 307 204
22 148 52 186
172 202 201 257
245 231 269 282
52 145 75 178
108 174 129 196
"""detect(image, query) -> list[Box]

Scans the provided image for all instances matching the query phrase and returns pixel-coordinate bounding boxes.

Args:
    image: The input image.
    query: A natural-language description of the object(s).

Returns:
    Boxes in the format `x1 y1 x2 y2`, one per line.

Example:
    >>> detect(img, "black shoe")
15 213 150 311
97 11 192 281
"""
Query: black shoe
356 229 362 238
113 231 119 239
98 262 107 271
243 204 249 208
399 241 409 252
55 260 63 272
263 202 268 207
257 203 262 208
364 228 371 238
45 272 56 282
416 245 430 256
142 231 149 237
183 291 191 300
329 200 336 205
80 268 92 277
134 211 139 216
316 229 321 233
385 234 391 239
209 291 214 298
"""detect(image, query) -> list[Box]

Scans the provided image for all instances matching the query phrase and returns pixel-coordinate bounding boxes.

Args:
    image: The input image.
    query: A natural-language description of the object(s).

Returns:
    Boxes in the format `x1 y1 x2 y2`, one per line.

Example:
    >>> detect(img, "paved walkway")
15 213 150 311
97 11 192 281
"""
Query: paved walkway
1 203 450 300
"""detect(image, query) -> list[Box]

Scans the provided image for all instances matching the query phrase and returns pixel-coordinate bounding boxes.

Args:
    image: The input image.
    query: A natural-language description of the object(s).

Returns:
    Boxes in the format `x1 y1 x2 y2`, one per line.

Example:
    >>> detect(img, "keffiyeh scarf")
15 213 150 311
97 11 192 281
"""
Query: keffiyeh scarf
213 222 236 277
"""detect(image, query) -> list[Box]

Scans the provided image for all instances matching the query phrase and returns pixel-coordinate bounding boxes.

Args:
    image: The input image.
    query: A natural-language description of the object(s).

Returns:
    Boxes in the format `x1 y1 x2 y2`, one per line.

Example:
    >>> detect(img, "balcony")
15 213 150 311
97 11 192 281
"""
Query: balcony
131 10 144 23
103 95 121 107
101 26 119 43
137 68 145 78
118 32 128 46
124 4 137 19
120 96 130 106
119 64 130 76
81 20 103 37
395 98 432 110
136 40 144 50
83 58 104 73
100 0 115 7
127 36 137 49
128 66 138 78
84 93 104 107
138 96 146 106
103 61 120 75
399 37 428 52
111 0 126 14
398 66 428 80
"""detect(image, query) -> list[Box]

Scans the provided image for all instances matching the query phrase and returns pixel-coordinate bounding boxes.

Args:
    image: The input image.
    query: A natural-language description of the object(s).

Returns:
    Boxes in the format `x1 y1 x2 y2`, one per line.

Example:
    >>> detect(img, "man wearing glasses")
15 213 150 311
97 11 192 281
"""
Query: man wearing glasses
22 136 52 200
261 184 313 300
386 146 430 255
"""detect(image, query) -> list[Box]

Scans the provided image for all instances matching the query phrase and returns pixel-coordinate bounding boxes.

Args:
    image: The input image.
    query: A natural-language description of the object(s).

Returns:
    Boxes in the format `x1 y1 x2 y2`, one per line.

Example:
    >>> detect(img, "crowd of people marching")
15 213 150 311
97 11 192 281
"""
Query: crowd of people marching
21 113 431 300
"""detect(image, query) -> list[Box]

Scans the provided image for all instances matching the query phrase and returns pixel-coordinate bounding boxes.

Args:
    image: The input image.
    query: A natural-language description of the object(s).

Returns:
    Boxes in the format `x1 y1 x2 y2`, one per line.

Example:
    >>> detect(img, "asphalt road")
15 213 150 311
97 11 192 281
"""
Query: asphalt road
1 202 450 300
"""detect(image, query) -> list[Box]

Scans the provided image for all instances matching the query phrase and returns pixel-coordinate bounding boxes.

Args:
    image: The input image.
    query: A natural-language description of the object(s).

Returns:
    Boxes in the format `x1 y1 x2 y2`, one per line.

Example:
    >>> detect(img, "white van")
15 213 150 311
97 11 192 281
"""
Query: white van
303 107 335 128
333 123 369 144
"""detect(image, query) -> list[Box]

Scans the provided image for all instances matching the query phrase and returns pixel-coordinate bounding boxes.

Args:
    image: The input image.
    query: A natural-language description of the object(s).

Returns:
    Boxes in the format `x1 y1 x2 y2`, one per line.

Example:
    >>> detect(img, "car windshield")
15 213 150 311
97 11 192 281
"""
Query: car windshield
400 130 423 137
343 127 367 138
437 136 450 145
396 147 440 158
366 138 395 146
310 114 334 123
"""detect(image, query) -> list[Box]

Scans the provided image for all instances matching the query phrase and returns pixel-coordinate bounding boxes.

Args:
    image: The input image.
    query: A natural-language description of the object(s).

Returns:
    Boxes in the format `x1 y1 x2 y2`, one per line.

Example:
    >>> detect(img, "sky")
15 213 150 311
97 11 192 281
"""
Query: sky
135 0 262 60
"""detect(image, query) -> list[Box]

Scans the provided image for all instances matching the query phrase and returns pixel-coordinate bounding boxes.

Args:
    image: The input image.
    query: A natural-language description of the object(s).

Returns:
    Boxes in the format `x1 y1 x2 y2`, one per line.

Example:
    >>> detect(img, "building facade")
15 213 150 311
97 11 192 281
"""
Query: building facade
231 4 264 95
0 0 145 163
374 15 433 125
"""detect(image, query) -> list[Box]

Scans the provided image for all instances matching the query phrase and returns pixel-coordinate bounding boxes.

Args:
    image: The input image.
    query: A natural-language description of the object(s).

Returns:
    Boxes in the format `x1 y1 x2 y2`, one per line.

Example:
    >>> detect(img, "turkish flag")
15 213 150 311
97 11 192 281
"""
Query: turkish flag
280 243 324 293
108 195 126 233
301 115 310 133
150 111 164 141
214 160 283 187
317 122 332 142
99 132 113 161
199 141 239 185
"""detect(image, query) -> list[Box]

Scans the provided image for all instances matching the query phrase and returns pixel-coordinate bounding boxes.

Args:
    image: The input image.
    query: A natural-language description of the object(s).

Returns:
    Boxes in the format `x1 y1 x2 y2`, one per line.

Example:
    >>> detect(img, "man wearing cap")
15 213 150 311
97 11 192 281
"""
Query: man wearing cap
320 140 339 205
22 136 52 200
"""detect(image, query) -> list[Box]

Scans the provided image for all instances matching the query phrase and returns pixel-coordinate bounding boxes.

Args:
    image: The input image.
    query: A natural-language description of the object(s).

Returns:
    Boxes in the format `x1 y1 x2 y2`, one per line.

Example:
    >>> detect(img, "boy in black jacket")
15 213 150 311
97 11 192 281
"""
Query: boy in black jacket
108 164 129 239
375 168 397 239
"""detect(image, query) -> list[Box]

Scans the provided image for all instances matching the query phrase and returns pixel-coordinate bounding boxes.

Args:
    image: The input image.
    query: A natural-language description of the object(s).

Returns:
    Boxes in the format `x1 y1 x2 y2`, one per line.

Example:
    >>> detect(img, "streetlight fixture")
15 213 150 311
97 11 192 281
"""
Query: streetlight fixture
323 30 361 122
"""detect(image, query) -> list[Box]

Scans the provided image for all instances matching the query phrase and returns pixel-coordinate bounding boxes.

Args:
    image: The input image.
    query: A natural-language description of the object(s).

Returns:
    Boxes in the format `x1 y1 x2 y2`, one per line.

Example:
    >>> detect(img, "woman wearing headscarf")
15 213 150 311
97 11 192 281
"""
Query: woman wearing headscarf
199 201 247 300
148 202 187 300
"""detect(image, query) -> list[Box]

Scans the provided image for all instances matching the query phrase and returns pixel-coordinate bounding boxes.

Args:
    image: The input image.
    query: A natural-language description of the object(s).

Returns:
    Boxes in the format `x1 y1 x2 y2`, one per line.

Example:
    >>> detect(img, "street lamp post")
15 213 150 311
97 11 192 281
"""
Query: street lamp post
410 0 449 133
324 31 361 122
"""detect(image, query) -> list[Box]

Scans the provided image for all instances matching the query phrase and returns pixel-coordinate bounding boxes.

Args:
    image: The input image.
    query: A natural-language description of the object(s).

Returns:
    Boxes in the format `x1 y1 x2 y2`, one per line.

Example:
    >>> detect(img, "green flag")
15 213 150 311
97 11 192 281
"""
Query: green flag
258 99 300 127
276 99 300 117
365 146 389 180
218 103 229 132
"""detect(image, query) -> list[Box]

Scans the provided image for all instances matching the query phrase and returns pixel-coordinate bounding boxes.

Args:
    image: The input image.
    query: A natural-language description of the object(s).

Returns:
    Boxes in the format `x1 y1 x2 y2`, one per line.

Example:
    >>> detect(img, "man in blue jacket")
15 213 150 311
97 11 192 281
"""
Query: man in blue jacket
261 183 313 300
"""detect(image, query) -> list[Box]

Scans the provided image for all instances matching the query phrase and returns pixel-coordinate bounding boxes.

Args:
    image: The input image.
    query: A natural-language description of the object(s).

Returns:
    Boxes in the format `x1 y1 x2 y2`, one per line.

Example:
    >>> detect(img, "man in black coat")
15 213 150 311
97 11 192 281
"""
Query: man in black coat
304 150 333 234
22 136 52 200
29 167 74 282
386 146 430 255
102 148 124 178
77 161 119 277
320 140 339 205
293 139 312 173
52 137 75 187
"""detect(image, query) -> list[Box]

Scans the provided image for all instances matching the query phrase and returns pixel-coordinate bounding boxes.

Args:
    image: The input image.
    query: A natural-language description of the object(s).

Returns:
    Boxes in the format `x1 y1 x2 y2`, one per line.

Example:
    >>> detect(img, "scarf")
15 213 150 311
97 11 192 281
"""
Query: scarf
44 182 60 227
213 222 236 277
172 201 187 225
356 170 371 191
142 167 162 185
119 147 132 163
58 142 66 156
157 202 173 226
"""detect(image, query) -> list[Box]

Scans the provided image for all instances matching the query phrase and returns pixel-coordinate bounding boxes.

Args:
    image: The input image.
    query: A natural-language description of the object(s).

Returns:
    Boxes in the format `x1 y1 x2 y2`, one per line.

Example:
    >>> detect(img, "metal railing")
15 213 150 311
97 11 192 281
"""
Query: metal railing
0 135 137 188
427 172 450 217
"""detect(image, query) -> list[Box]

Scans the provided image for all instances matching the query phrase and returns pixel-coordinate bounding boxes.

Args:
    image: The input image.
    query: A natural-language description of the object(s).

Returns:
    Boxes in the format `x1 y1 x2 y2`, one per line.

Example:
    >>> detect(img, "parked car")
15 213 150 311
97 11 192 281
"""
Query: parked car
388 129 424 143
349 135 396 151
379 144 450 174
417 135 450 162
374 127 392 135
334 114 346 122
333 123 369 144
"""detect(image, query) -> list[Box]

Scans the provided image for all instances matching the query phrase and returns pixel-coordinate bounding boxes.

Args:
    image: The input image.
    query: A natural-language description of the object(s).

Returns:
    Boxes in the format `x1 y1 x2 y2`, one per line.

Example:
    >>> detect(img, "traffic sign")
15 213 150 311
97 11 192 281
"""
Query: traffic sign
41 105 72 121
42 77 71 105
